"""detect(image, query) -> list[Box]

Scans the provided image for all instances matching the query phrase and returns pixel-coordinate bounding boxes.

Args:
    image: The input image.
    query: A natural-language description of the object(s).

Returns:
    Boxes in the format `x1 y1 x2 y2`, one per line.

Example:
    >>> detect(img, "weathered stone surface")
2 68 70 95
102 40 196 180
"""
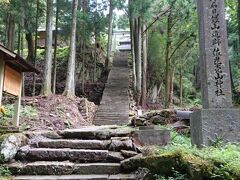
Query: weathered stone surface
58 129 106 140
74 163 120 174
13 174 136 180
135 168 151 180
150 115 165 125
190 109 240 146
25 131 62 140
58 127 132 140
109 129 133 138
16 147 109 162
9 161 120 176
131 117 150 127
9 161 75 175
132 129 170 146
109 139 134 151
190 0 240 147
13 175 109 180
120 150 138 158
108 174 136 180
197 0 232 109
0 133 27 162
108 152 125 162
120 154 143 171
38 139 111 150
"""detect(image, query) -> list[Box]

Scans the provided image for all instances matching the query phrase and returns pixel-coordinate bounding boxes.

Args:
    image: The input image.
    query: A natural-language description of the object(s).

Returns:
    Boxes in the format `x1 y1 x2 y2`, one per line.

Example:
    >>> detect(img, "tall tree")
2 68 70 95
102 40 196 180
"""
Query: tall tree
136 16 142 104
105 0 113 71
33 0 40 96
63 0 78 97
41 0 53 96
6 14 15 50
52 0 60 94
129 0 137 92
142 23 147 107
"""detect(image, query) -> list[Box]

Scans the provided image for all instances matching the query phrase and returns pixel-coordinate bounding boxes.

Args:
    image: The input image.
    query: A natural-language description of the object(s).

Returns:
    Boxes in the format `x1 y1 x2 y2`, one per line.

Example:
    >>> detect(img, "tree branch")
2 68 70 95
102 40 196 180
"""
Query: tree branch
169 33 195 60
142 6 171 35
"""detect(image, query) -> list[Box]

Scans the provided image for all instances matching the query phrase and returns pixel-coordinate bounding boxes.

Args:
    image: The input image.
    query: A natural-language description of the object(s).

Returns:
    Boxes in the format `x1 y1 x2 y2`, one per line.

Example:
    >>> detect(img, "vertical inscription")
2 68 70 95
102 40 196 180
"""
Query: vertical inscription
210 0 224 97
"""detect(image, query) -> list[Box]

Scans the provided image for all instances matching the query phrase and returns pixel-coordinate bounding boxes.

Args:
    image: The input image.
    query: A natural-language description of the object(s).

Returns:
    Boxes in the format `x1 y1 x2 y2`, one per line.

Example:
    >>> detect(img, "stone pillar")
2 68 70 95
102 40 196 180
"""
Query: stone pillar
191 0 240 146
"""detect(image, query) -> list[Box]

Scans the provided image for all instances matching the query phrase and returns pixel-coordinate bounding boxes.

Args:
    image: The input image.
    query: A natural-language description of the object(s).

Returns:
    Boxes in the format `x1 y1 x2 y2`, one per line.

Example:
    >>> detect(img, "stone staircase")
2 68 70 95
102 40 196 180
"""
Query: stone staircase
8 126 139 180
94 53 129 126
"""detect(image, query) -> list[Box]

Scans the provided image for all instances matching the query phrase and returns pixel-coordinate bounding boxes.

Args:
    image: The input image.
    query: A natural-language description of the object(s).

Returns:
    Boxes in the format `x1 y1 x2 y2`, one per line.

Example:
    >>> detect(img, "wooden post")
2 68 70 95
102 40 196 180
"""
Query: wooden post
0 60 5 106
13 73 23 127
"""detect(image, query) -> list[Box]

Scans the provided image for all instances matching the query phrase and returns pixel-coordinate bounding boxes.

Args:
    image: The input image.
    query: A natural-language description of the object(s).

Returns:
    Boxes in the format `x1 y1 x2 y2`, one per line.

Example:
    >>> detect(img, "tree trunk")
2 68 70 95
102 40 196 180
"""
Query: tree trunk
105 0 113 71
63 0 78 97
26 32 34 63
6 14 15 51
20 28 24 56
93 34 97 82
41 0 53 96
179 66 183 106
33 0 40 96
165 11 173 108
82 39 85 94
238 0 240 51
129 4 136 92
134 18 138 94
169 66 175 106
142 23 147 107
136 17 142 105
17 24 21 54
53 0 60 94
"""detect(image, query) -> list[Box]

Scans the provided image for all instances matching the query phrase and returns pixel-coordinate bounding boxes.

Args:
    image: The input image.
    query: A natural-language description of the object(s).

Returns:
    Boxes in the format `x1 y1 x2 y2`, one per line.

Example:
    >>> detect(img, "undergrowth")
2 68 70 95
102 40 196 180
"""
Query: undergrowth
0 104 38 126
154 130 240 179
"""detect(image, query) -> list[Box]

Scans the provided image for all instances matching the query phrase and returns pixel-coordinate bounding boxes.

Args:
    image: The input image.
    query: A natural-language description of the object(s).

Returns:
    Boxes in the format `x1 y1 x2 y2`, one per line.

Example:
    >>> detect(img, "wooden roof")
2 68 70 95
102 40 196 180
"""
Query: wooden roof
0 44 40 74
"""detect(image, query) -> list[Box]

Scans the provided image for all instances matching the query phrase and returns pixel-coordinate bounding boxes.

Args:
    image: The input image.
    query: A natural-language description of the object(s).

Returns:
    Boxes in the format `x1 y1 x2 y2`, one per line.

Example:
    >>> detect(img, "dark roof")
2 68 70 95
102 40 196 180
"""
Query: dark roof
0 44 40 74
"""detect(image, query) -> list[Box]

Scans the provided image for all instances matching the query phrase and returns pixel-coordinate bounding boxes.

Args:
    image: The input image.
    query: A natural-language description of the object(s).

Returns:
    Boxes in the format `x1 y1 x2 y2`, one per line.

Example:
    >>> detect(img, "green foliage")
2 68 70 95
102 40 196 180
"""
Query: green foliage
155 168 187 180
0 165 11 177
0 104 38 126
153 128 240 179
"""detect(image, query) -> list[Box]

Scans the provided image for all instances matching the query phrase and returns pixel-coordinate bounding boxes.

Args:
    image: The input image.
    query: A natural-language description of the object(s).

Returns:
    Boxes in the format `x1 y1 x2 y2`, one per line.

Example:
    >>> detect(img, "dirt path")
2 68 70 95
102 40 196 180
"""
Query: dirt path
94 52 129 125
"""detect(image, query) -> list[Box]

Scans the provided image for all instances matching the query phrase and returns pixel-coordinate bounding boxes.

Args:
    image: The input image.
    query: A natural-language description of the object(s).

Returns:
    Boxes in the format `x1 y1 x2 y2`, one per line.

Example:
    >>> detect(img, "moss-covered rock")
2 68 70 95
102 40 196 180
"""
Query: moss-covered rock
0 133 27 162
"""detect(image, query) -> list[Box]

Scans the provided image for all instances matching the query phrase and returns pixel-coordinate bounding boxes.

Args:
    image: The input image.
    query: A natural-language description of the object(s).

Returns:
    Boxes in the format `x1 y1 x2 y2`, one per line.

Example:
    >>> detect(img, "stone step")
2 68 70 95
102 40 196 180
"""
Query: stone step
38 139 111 150
59 128 132 140
13 174 136 180
9 161 121 175
94 120 129 126
16 147 109 162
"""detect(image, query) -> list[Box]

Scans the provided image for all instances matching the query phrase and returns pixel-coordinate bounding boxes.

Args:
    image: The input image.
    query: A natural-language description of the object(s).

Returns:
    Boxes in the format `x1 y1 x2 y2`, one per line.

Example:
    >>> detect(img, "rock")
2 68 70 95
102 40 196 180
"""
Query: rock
108 152 125 162
8 161 75 175
131 117 150 127
25 131 62 140
0 133 27 162
109 128 133 138
160 109 175 118
149 115 166 125
120 154 143 171
129 110 135 117
120 150 138 158
109 139 134 151
135 167 152 180
38 139 111 150
74 163 121 175
58 129 110 140
132 129 170 146
16 147 109 162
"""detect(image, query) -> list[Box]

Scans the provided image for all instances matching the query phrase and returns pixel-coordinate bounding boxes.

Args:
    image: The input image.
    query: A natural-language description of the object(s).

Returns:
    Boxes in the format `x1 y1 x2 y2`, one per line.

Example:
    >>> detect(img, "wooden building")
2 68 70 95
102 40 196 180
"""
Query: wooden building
0 44 39 127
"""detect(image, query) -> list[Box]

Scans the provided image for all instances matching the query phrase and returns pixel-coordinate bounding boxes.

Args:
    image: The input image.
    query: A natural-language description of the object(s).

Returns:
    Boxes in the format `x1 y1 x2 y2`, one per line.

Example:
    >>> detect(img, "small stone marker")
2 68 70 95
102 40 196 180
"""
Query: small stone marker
191 0 240 146
133 126 170 146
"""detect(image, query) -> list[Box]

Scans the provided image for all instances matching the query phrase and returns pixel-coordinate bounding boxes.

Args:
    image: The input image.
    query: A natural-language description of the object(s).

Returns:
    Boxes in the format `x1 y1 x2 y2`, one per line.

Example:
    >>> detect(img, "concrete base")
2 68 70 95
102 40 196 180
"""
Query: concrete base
190 109 240 147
